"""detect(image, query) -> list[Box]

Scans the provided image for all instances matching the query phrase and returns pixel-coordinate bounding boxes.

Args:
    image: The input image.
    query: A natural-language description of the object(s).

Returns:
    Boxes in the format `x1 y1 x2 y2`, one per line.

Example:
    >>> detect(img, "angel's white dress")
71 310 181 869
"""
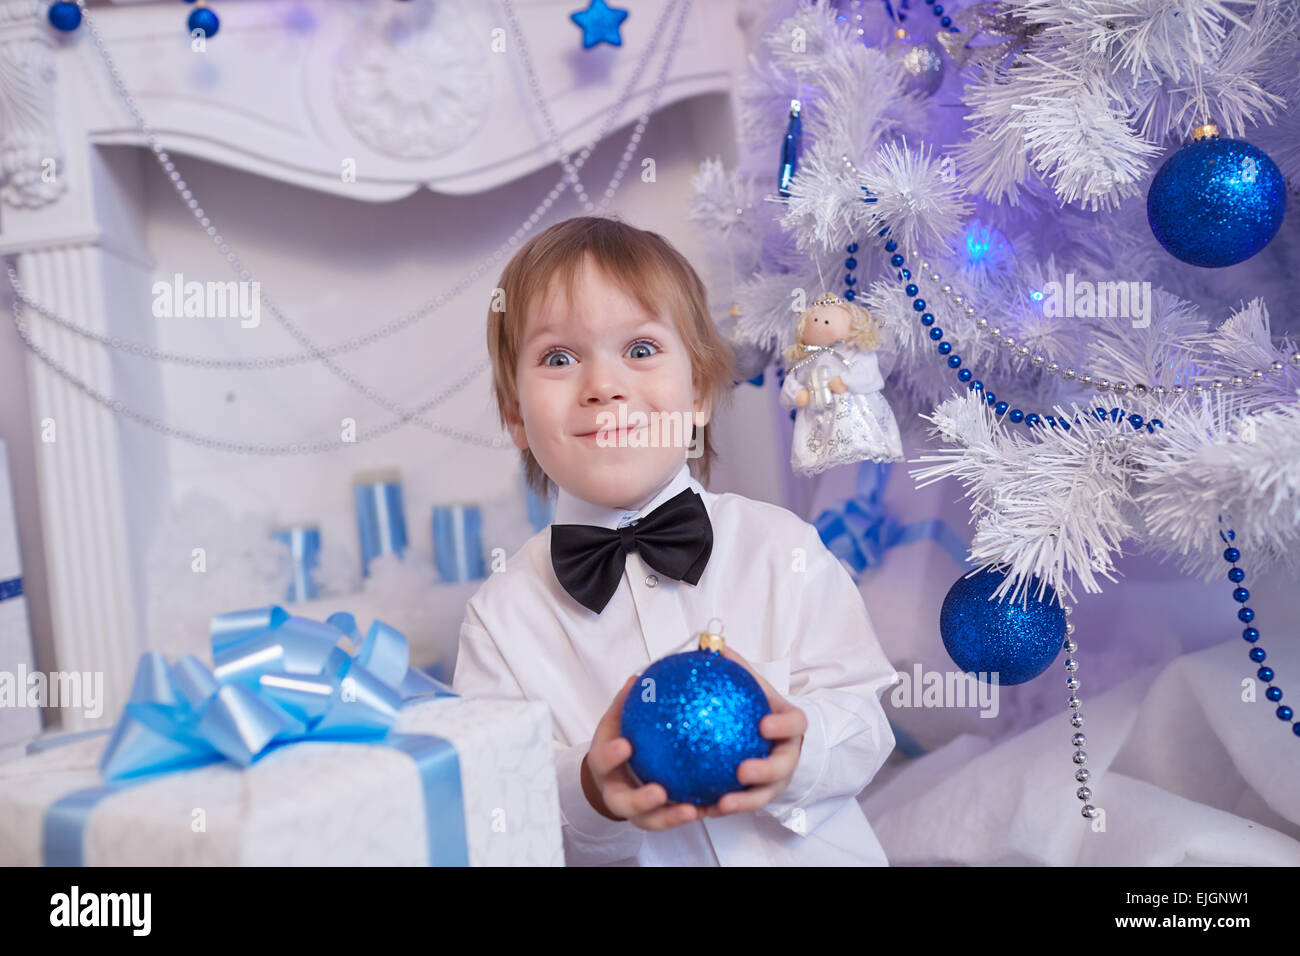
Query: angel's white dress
779 342 903 475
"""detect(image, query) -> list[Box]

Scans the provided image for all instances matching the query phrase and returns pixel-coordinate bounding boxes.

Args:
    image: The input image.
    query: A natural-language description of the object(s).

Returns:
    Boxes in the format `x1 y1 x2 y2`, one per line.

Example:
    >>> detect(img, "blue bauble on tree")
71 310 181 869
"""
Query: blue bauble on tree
939 568 1066 685
620 625 772 805
1147 125 1285 268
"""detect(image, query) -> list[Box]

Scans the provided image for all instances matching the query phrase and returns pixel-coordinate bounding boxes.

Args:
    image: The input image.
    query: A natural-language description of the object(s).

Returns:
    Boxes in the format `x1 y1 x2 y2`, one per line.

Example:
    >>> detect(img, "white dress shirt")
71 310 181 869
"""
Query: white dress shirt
452 461 899 866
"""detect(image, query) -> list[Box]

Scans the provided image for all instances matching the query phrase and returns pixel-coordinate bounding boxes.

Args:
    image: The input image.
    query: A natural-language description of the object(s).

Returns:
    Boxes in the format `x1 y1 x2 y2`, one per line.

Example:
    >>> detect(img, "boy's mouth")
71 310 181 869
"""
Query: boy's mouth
576 426 647 442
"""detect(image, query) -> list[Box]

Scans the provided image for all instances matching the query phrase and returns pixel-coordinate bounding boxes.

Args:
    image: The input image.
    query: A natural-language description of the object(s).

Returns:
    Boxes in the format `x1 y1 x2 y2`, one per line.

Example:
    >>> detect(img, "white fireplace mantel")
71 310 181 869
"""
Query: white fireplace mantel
0 0 743 729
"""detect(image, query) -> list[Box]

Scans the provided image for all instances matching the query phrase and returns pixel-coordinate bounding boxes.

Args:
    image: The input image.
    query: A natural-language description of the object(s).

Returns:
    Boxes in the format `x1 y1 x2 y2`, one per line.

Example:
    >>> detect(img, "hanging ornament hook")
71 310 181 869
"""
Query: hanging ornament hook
699 618 726 652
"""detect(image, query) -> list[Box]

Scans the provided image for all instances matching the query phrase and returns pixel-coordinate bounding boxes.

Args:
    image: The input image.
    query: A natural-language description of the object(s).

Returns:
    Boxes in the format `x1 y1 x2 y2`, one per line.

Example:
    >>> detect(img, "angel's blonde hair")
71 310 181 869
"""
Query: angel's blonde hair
783 294 883 365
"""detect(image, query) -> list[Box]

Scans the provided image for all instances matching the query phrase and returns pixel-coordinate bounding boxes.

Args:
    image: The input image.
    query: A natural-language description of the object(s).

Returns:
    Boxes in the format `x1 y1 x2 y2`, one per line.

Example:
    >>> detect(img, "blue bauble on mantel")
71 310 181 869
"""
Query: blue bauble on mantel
939 568 1067 685
1146 126 1286 268
48 1 82 31
620 628 772 806
188 7 220 39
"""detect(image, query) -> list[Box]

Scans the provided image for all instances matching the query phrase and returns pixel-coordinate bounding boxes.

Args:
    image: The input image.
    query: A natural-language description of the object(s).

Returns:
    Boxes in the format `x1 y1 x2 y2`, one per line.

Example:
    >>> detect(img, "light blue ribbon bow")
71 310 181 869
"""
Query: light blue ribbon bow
42 606 467 866
815 460 970 583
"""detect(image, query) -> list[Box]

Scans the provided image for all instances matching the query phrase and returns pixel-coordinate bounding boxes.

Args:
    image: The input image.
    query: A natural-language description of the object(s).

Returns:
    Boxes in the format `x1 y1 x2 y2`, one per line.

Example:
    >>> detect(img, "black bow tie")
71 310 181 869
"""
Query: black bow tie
550 488 713 614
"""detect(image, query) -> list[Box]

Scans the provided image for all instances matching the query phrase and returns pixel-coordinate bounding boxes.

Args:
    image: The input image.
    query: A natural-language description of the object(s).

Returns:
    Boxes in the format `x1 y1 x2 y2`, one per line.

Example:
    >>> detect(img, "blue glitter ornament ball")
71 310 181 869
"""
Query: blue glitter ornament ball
47 1 82 31
1147 132 1285 268
188 8 220 39
620 634 772 806
939 568 1066 685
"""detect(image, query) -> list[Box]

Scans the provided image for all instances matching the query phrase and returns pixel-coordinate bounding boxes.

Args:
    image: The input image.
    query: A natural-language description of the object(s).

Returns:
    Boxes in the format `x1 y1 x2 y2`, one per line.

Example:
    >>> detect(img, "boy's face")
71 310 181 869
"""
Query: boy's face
507 255 711 510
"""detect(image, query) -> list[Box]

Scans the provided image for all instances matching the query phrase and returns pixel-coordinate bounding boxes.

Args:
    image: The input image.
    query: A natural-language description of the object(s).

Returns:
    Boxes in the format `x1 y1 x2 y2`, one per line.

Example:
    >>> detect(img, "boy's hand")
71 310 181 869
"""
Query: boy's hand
582 675 705 831
697 644 807 818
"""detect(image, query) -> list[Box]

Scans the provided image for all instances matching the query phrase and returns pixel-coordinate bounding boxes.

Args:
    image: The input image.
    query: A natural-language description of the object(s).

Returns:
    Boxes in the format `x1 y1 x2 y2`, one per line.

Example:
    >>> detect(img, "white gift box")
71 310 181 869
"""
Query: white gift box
0 695 563 866
0 439 40 755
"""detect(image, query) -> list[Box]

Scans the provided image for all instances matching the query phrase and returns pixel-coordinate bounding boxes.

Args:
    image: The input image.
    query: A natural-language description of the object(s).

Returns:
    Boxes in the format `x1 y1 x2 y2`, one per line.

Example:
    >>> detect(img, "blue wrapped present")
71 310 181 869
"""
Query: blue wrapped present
0 606 562 866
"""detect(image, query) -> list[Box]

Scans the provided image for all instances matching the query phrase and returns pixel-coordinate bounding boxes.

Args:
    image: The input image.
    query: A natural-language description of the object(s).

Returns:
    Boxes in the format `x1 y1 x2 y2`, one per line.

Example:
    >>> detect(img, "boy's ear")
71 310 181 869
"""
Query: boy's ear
692 380 713 430
505 405 528 451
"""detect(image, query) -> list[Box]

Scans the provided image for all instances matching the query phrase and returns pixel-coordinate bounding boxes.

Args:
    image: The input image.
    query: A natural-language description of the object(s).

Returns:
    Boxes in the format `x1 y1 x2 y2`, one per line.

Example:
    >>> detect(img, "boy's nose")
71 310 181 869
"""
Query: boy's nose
580 357 627 405
582 382 627 405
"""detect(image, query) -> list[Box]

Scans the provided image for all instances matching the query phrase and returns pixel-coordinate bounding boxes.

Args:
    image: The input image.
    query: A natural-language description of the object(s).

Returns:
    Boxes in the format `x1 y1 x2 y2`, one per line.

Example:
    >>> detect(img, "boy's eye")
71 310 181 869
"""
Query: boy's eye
540 339 660 366
541 349 575 367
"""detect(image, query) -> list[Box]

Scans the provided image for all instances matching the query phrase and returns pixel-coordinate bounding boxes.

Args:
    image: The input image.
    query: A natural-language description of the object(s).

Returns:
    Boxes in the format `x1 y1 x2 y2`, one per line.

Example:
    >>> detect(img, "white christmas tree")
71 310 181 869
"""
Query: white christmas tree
691 0 1299 604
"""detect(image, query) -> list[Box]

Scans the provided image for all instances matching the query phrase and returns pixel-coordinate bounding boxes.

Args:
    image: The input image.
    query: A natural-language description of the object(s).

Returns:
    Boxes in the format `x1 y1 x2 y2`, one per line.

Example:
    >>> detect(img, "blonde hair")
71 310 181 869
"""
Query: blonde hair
486 216 737 500
782 296 883 366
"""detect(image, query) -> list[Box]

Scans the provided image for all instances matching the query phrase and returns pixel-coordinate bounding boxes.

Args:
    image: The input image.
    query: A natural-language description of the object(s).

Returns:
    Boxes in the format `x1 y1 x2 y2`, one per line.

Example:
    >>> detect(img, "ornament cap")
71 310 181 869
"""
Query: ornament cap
699 618 726 653
1192 122 1220 141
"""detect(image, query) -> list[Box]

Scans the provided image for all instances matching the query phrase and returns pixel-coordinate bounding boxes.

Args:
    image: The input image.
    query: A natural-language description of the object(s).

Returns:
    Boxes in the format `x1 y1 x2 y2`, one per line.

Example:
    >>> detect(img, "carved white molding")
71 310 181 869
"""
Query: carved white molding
21 0 739 201
333 0 495 160
0 1 68 209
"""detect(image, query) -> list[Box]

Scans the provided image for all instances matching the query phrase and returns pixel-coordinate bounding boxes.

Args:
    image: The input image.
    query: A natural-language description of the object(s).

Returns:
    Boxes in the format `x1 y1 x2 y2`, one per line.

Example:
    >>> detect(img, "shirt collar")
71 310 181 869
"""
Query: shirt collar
552 461 699 530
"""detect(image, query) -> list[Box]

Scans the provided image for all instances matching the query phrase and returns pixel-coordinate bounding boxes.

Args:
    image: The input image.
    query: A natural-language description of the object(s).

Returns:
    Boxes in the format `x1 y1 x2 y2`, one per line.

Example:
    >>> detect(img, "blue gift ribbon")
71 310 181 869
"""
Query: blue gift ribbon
355 480 408 577
273 526 320 603
0 576 21 601
433 506 486 582
41 606 466 866
814 460 970 581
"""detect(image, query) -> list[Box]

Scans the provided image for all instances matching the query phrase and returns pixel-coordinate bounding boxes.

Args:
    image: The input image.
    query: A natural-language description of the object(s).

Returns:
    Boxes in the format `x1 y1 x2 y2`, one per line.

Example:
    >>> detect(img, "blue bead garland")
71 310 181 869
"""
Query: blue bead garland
885 238 1170 437
1218 529 1297 736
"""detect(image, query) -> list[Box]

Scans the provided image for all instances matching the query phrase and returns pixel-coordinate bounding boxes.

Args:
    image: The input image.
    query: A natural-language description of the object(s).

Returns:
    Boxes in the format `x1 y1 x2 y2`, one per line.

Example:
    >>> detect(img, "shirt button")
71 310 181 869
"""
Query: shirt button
645 574 659 588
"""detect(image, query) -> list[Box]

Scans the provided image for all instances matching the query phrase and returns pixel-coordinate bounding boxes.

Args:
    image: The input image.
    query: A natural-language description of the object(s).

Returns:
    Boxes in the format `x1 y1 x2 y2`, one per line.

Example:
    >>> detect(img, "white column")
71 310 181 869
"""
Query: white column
17 245 146 731
1 0 157 730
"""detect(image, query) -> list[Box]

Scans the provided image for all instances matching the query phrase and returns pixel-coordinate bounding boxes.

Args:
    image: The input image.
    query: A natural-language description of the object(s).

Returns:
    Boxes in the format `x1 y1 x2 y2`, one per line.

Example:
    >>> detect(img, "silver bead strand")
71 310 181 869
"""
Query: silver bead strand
1062 603 1099 820
912 254 1282 394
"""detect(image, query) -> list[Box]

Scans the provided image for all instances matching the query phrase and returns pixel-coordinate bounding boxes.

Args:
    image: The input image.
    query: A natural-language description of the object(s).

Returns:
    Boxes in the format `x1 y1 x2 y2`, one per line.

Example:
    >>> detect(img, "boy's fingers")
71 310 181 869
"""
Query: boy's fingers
630 801 702 831
587 735 632 779
713 782 784 816
604 778 670 819
760 708 807 740
736 748 797 786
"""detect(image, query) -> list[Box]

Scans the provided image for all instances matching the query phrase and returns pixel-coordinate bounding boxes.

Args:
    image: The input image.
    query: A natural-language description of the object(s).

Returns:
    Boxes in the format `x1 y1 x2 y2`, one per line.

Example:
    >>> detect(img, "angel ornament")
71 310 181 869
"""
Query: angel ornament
779 293 903 474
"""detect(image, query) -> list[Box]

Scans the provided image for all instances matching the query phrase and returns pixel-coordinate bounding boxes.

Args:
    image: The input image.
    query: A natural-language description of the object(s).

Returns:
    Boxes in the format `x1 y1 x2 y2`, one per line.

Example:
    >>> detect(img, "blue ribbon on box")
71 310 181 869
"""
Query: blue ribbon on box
41 606 467 866
273 526 320 603
355 478 408 577
432 506 486 582
815 460 970 583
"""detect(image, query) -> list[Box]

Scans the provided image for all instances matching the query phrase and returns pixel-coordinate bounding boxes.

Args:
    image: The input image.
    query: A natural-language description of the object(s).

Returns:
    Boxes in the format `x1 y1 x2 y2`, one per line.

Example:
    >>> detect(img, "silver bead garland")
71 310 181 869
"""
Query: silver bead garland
1061 603 1100 820
906 248 1300 392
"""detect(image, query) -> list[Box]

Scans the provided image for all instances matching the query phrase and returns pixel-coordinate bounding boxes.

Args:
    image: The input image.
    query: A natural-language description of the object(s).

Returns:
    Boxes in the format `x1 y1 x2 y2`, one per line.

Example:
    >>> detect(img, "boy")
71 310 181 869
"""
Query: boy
453 216 898 865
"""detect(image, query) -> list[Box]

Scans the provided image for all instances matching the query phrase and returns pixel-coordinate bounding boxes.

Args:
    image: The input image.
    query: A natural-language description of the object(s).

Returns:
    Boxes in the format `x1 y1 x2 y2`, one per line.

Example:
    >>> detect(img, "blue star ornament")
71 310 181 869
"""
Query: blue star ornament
571 0 629 49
